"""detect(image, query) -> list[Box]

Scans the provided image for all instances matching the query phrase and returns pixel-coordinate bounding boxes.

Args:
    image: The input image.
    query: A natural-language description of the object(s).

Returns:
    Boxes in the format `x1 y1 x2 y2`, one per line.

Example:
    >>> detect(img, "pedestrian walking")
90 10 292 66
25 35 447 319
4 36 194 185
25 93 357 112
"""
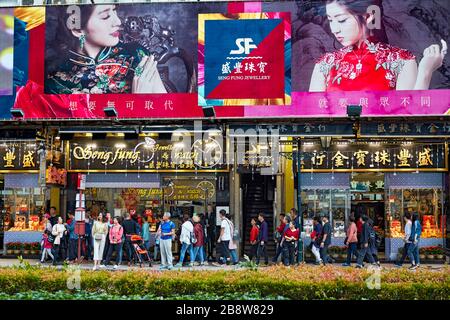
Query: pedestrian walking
272 214 285 263
343 215 358 266
410 212 422 268
204 205 217 262
67 212 78 262
104 217 123 269
395 212 417 269
356 215 377 268
159 212 176 270
92 213 108 271
319 215 333 265
141 216 151 251
248 218 259 261
310 216 323 265
122 212 140 265
214 210 237 265
282 220 300 266
175 215 195 268
192 214 206 266
256 212 269 265
40 231 54 263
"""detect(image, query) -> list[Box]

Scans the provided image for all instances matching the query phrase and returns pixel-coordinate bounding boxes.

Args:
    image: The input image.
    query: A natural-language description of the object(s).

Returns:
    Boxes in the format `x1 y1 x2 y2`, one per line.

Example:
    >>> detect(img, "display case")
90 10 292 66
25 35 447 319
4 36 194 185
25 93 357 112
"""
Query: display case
387 187 444 238
301 188 350 237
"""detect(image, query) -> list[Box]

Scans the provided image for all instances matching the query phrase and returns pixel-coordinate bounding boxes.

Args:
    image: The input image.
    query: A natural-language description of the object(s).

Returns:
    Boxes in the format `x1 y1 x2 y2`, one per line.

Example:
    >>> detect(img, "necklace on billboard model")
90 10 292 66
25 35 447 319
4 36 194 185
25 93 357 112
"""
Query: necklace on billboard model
352 41 371 72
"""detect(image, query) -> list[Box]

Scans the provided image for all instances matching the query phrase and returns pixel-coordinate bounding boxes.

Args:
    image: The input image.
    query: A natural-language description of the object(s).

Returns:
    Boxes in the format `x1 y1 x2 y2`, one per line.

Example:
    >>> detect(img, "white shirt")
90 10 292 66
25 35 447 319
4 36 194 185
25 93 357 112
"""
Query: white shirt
180 220 194 244
52 223 66 245
220 219 232 241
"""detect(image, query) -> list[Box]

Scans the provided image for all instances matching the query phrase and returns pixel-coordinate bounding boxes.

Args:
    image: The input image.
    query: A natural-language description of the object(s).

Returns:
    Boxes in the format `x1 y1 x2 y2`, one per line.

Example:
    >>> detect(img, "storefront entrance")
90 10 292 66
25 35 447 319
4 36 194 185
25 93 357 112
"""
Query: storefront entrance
351 173 385 252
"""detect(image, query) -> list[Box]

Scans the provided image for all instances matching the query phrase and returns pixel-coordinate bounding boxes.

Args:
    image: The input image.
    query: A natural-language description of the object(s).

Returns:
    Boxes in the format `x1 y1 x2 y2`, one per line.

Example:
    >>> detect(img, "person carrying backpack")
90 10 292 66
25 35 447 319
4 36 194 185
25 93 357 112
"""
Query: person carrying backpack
175 215 195 268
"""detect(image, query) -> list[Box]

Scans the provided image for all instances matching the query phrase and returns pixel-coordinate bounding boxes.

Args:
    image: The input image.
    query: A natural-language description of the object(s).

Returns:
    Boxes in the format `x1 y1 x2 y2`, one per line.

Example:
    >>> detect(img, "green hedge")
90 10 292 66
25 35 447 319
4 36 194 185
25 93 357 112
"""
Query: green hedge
0 265 448 300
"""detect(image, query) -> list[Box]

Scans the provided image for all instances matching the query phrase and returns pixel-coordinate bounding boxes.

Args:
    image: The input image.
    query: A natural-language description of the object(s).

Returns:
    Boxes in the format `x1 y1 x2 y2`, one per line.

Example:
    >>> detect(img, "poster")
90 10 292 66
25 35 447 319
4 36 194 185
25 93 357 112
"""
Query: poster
0 8 14 96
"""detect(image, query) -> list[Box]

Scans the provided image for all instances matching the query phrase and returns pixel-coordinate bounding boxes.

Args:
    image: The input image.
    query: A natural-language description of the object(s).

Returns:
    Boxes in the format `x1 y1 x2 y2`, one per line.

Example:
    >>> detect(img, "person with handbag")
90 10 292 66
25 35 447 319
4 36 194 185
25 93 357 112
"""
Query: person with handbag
343 215 358 267
282 220 300 266
256 212 269 266
213 209 234 266
226 213 239 265
175 215 195 268
310 216 323 265
51 216 66 266
272 214 286 263
92 213 108 271
248 218 260 261
192 214 206 266
104 217 124 269
41 230 54 263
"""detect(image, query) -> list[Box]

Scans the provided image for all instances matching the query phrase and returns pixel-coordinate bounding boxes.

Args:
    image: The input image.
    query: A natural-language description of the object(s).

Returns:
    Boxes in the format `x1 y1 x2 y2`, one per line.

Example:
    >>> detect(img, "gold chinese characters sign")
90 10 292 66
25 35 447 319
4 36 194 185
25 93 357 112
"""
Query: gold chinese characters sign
69 138 227 172
0 142 38 171
300 143 447 172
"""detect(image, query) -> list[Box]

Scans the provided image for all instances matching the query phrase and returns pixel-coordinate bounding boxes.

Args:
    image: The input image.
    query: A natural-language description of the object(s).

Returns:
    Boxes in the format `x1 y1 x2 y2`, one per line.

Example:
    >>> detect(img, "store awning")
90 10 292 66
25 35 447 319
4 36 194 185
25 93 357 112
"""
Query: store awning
85 173 160 188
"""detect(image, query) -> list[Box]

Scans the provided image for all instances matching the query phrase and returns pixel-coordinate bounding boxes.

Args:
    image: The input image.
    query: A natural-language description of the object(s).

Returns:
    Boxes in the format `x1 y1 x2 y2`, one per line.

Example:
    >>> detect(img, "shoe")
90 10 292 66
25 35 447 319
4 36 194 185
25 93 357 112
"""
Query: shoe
409 265 417 270
394 263 402 268
92 266 97 271
159 265 167 270
174 263 183 268
211 262 222 267
355 264 363 269
199 262 206 266
113 265 118 270
342 263 351 267
188 263 194 267
167 266 173 270
99 264 106 268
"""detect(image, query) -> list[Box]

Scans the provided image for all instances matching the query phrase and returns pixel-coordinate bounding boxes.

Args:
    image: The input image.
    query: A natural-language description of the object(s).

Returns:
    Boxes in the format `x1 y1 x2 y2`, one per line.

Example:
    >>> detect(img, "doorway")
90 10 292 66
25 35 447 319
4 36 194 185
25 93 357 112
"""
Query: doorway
351 173 385 252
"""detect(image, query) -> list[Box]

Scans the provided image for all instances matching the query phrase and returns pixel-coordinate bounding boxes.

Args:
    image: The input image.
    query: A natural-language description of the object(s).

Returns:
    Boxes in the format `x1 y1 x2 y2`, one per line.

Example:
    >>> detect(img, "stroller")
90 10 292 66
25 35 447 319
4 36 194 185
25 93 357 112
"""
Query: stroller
129 235 152 267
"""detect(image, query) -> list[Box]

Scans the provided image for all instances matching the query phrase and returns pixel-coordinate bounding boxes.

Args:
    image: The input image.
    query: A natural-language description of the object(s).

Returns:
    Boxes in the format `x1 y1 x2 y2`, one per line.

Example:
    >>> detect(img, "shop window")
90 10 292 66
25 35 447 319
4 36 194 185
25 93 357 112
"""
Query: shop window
387 188 444 238
301 188 349 237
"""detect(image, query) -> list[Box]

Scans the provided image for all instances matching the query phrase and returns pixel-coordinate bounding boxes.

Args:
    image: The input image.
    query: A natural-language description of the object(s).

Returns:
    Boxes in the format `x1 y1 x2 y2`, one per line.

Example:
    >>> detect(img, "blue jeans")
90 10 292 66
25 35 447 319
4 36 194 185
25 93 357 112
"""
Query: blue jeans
192 246 205 263
144 240 150 251
412 240 420 265
406 242 417 265
345 243 358 265
178 242 194 264
230 249 238 264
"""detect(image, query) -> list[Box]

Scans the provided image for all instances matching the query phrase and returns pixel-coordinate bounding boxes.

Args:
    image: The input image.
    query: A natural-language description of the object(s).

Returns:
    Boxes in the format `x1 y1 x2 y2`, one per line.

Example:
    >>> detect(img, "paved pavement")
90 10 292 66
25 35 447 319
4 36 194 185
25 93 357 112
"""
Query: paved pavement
0 258 446 271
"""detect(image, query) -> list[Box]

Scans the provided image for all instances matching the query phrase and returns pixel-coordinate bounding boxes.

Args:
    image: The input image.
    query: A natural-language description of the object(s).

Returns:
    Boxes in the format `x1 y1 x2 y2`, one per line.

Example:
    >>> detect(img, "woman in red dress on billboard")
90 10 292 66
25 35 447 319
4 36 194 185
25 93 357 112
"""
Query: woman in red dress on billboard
45 5 166 94
309 0 447 92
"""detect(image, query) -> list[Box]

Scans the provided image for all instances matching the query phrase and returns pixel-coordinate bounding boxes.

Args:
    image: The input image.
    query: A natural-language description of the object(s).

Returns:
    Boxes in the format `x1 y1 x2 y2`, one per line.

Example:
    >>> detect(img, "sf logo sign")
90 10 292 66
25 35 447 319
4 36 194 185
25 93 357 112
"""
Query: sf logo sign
230 38 257 55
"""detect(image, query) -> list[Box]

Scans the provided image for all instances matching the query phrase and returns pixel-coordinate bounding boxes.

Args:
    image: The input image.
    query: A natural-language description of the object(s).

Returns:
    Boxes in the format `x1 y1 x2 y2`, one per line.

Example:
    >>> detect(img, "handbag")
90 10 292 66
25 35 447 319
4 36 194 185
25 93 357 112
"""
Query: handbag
228 240 237 250
47 233 55 244
94 233 103 241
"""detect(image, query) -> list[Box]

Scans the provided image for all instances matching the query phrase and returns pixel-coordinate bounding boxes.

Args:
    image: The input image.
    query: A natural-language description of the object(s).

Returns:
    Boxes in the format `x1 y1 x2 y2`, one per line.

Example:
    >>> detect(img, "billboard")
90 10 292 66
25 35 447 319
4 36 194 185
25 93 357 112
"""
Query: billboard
0 1 449 120
0 8 14 96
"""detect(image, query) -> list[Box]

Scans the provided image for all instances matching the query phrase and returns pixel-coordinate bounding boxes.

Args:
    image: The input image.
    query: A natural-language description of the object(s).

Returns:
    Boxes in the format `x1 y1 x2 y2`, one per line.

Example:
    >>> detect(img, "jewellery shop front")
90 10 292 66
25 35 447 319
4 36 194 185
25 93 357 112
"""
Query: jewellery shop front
65 134 229 252
298 139 448 261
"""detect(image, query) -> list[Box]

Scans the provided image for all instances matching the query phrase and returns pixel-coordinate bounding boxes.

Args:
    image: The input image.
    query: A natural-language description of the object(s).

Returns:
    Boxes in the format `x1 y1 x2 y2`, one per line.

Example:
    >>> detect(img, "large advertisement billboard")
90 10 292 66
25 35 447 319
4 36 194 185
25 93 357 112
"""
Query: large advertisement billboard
0 1 448 120
0 8 14 96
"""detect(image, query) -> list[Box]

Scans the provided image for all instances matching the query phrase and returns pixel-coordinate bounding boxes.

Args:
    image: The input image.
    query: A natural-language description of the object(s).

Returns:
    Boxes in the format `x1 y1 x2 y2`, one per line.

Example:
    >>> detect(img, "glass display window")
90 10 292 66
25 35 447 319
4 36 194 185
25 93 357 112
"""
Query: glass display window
387 187 444 238
301 188 350 237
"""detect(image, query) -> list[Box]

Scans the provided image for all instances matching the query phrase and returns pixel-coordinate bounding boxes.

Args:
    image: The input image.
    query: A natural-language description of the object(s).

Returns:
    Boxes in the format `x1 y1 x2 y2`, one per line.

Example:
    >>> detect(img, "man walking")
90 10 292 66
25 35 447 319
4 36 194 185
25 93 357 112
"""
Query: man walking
395 212 417 269
122 212 139 265
272 213 286 263
356 215 377 268
256 213 269 265
319 215 333 265
204 205 217 262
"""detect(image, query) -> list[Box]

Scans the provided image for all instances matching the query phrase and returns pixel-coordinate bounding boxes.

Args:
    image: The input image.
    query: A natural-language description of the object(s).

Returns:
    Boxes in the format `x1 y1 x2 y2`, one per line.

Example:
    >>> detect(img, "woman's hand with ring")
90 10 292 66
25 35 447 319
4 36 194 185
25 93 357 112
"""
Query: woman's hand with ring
132 55 167 94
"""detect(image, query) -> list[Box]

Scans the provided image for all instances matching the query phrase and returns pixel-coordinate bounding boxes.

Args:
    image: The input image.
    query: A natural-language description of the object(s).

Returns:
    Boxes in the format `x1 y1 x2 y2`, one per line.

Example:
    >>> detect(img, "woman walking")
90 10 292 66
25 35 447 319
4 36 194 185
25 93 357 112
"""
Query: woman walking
343 216 358 266
92 213 108 270
192 214 206 266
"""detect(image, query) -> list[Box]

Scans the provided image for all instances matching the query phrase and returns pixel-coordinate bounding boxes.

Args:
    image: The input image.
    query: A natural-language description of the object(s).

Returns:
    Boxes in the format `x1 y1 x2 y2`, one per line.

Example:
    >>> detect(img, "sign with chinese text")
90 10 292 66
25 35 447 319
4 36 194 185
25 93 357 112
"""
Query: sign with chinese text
299 143 447 172
0 142 38 171
361 121 450 137
69 138 227 172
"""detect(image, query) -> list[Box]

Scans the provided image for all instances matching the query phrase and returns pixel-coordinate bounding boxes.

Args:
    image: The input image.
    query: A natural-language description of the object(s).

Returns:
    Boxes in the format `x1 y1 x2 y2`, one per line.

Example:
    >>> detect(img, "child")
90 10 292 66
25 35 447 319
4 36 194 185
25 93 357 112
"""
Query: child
41 231 54 263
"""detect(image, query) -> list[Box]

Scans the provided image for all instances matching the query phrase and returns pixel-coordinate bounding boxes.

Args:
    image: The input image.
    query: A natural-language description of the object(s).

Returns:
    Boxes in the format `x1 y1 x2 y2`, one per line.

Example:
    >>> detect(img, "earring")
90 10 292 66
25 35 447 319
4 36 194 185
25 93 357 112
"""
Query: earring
79 33 86 51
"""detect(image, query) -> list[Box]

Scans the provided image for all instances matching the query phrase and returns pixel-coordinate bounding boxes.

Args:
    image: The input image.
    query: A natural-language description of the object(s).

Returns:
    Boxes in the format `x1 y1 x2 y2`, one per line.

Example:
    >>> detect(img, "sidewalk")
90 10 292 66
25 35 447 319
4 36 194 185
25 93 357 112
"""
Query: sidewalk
0 258 446 271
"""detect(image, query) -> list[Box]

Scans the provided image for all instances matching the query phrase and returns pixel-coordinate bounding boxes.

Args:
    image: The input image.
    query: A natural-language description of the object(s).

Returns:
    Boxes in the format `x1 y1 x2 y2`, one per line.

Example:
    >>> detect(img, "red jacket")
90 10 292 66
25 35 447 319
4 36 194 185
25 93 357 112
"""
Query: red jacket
193 223 204 247
276 222 286 234
250 225 259 243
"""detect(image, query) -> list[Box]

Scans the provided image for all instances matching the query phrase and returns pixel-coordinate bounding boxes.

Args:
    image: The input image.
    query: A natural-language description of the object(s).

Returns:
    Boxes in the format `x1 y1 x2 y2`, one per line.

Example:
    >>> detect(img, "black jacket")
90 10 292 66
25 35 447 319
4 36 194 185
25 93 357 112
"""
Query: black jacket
122 219 139 235
360 223 370 245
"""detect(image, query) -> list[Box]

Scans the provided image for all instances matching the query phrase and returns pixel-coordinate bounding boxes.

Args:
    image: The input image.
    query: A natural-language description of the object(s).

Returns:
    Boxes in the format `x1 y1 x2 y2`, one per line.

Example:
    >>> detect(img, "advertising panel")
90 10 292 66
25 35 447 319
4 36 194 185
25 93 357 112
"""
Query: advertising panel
0 8 14 96
0 1 448 119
